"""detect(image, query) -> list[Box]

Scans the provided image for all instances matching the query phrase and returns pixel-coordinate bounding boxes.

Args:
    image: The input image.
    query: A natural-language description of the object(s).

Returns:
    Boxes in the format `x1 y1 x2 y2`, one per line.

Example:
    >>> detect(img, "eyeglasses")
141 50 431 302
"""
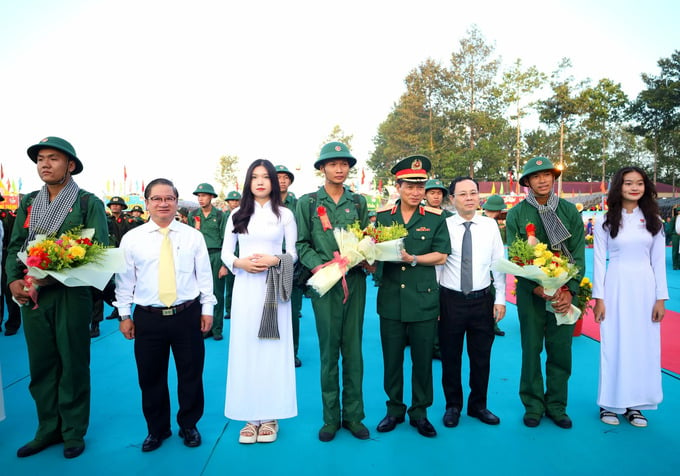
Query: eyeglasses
453 191 479 198
148 196 178 204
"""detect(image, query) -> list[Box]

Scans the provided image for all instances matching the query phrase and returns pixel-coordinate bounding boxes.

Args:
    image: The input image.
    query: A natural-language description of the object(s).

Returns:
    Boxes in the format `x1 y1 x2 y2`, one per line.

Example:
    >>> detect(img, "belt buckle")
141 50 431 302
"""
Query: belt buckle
162 308 175 317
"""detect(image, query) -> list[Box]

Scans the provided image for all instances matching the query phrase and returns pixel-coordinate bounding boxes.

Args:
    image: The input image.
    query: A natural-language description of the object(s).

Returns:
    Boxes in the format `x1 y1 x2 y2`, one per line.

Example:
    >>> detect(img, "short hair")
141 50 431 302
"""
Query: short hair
145 178 179 199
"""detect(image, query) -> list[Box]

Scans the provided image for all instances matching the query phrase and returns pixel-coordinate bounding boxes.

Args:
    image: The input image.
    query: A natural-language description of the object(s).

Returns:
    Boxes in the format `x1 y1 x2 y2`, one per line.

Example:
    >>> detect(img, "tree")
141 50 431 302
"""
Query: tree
214 155 239 199
500 59 547 190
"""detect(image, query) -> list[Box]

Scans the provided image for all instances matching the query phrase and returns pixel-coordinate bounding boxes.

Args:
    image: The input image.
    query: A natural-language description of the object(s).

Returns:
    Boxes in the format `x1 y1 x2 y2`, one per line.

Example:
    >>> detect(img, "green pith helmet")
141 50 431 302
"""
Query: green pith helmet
425 179 448 197
314 142 357 170
391 155 431 182
226 191 242 200
519 156 560 187
177 207 189 217
275 165 295 183
193 182 218 197
107 196 128 209
483 194 506 211
27 136 83 175
131 205 144 213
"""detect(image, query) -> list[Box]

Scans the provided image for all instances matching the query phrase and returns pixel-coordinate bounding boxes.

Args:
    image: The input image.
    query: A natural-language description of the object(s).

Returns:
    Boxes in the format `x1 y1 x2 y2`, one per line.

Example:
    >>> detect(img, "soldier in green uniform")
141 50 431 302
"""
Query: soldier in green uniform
6 136 109 458
375 156 451 438
223 190 241 319
505 157 585 429
1 200 21 336
129 204 147 227
276 165 303 367
671 207 679 270
295 142 370 442
188 183 227 340
482 194 507 337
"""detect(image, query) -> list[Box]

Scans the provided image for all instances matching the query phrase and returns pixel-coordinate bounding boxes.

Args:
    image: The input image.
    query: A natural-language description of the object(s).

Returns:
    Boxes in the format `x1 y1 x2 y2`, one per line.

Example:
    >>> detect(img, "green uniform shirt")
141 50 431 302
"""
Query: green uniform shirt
6 189 109 282
506 198 585 295
295 186 368 270
376 203 451 322
188 206 227 250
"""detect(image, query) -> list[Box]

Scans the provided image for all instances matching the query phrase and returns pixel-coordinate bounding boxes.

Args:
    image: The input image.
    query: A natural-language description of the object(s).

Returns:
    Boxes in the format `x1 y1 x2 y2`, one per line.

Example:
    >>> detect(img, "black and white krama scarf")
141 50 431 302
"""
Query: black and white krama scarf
525 190 575 263
258 253 294 339
23 179 80 250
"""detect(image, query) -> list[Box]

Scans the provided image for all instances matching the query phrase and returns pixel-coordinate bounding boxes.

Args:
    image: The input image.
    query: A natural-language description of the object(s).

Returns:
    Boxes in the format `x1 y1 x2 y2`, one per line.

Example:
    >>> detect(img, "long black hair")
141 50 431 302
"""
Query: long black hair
603 166 661 238
231 159 282 234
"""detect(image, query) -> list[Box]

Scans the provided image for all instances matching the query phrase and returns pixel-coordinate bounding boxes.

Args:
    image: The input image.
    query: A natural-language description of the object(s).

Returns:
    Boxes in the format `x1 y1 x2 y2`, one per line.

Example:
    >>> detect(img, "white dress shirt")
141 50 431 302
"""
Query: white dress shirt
115 219 217 316
440 213 506 304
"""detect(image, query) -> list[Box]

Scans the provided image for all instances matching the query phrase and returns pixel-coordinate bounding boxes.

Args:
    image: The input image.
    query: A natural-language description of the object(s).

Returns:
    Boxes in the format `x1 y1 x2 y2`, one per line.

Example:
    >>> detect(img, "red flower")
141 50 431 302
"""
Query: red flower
317 206 326 216
525 223 536 237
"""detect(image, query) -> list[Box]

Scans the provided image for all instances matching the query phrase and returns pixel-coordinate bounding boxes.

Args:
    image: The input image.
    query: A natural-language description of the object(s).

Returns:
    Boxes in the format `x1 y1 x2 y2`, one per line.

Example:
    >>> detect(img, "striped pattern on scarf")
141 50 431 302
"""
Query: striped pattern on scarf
258 254 294 339
23 180 80 251
525 190 575 263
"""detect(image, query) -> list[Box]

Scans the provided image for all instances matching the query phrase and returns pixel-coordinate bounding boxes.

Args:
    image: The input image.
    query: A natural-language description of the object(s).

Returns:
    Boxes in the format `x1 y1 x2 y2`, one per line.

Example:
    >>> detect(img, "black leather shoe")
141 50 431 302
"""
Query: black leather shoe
547 413 573 429
213 334 224 341
410 417 437 437
5 328 18 336
443 407 461 428
179 427 202 447
494 328 505 336
63 443 85 459
523 415 541 427
17 438 61 458
294 357 302 368
376 415 405 433
468 408 500 425
142 430 172 452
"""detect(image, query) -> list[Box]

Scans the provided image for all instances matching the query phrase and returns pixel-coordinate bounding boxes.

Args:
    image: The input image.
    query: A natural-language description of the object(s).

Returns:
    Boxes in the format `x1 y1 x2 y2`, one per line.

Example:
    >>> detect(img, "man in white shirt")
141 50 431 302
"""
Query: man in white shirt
116 178 216 453
438 177 506 428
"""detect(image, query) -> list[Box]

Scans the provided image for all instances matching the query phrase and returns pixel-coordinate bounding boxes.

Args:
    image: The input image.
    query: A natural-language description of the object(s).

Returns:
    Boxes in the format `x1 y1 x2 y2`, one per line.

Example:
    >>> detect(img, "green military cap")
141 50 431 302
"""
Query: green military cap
275 165 295 183
107 196 128 209
368 210 377 218
130 205 144 213
391 155 431 182
177 206 189 217
27 136 83 175
519 156 561 187
226 191 242 200
483 194 506 211
425 178 448 196
314 142 357 170
193 182 218 197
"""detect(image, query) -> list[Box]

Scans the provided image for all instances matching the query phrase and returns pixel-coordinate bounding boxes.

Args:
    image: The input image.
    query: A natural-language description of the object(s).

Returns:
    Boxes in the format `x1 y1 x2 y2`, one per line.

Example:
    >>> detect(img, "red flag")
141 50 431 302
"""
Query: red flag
235 179 239 191
378 179 383 193
0 163 3 179
361 168 365 185
141 180 145 192
124 166 128 181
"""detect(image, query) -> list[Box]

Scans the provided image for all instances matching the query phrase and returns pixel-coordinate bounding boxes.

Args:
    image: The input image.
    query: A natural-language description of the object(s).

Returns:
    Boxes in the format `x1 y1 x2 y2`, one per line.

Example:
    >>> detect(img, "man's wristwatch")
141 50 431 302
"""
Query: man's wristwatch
118 315 131 322
411 255 418 267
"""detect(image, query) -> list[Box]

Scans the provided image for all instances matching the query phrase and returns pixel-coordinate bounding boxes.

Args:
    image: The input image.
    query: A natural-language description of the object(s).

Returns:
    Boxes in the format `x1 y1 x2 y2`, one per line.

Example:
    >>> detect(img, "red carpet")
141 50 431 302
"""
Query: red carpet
505 274 680 374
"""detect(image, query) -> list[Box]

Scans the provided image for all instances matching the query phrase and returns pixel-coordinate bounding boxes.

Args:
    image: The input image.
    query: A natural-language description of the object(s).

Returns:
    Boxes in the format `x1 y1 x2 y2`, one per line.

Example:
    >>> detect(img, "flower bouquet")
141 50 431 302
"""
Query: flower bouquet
17 226 126 309
347 221 408 264
493 223 581 325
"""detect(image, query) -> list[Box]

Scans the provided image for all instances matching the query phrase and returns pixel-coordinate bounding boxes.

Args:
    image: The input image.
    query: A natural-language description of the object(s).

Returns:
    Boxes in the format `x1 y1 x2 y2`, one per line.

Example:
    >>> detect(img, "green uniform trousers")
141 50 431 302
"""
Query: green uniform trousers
291 285 303 356
672 235 679 269
311 270 366 425
224 272 234 318
380 317 437 420
22 285 92 443
517 285 574 418
208 250 226 336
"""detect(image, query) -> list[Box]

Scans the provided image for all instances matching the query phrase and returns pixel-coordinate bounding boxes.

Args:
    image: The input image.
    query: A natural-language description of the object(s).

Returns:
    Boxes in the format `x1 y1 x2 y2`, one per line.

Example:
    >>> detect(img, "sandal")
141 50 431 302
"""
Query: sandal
256 420 278 443
599 408 619 426
239 423 259 444
624 409 648 428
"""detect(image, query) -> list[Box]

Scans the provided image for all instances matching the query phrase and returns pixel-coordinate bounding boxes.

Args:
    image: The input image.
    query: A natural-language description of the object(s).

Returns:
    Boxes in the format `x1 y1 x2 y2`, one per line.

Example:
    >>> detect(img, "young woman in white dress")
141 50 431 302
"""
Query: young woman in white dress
593 166 668 427
221 159 298 443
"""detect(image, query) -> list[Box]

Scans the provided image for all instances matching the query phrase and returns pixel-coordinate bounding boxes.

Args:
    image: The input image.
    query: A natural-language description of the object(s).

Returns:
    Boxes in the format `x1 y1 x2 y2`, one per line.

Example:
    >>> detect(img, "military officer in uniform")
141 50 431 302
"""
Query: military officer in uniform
375 156 451 438
1 200 21 336
296 142 370 442
276 165 303 367
129 205 147 226
223 190 241 319
506 157 585 429
7 136 109 458
188 183 227 340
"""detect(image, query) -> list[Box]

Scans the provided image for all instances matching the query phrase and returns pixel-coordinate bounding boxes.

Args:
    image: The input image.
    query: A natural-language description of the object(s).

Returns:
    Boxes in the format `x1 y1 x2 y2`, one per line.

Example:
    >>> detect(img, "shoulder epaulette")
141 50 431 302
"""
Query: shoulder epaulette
423 206 443 215
376 205 393 213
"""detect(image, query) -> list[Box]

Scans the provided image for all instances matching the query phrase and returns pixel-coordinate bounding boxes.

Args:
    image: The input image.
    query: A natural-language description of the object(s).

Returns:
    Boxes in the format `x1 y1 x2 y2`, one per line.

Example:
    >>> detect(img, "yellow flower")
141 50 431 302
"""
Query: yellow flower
533 257 546 267
69 245 86 260
580 277 590 286
534 243 548 256
553 266 567 276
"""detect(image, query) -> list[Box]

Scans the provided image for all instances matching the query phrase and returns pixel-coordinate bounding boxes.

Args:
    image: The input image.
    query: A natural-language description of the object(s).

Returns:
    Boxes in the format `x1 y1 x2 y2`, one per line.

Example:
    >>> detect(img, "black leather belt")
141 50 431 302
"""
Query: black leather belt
136 298 198 316
444 286 491 300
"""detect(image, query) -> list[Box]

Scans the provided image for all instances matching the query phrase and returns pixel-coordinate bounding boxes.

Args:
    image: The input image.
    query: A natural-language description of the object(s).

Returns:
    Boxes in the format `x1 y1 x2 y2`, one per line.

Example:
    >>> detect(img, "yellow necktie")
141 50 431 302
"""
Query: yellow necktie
158 227 177 307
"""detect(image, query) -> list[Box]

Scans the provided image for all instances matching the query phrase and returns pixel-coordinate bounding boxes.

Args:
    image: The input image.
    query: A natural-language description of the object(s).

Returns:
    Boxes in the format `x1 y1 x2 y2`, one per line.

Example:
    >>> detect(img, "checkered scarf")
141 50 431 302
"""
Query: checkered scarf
525 190 574 263
258 254 294 339
23 180 80 251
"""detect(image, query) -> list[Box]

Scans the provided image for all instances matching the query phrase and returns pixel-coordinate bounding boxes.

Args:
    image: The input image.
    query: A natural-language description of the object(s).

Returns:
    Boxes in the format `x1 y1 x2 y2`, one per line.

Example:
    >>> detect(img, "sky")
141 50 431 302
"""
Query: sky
1 0 678 200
